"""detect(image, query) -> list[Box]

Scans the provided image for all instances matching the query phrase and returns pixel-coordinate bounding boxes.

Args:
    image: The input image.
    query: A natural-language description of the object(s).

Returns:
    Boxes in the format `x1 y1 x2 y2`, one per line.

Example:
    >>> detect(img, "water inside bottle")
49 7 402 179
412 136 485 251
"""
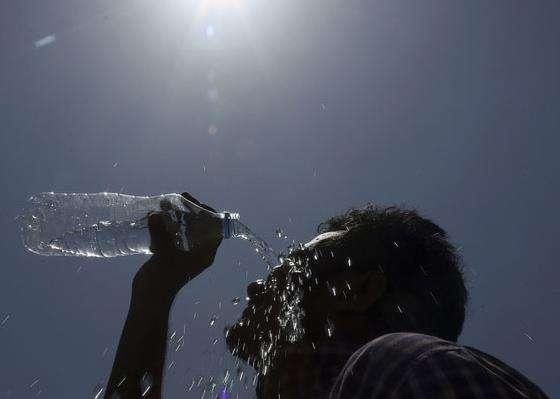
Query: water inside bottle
19 192 280 264
45 218 151 257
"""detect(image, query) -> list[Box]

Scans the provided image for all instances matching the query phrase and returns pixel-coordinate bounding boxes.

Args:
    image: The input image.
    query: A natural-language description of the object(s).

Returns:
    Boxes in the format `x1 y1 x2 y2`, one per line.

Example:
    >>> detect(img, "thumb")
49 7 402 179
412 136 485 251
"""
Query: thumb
181 192 217 213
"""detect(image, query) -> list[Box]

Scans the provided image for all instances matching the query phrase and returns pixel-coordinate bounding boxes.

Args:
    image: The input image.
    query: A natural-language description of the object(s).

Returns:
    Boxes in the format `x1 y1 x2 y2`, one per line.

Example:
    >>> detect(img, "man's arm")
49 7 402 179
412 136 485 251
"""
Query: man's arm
105 194 223 399
104 255 178 398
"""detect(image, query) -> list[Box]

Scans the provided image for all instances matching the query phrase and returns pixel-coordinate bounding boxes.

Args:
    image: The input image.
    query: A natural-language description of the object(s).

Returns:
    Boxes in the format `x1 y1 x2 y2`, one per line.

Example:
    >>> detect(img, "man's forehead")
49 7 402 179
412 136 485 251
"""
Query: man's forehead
303 230 346 249
265 230 346 278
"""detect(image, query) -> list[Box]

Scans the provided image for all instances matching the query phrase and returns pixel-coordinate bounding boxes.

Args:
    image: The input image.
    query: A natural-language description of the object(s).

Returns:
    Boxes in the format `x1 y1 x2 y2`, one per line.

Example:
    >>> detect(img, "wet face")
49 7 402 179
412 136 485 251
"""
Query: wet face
225 231 378 372
225 253 309 372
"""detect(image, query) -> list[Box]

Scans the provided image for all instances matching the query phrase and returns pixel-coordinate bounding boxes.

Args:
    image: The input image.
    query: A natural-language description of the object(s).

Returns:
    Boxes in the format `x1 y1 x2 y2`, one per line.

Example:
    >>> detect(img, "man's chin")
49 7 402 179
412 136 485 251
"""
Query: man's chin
225 320 257 364
227 320 294 376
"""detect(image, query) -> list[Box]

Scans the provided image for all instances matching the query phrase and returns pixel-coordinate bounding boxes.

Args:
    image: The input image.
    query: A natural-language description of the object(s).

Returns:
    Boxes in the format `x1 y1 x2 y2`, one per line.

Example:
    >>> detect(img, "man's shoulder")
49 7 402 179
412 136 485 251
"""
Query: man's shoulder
330 332 549 399
329 333 455 398
348 332 459 366
360 332 456 352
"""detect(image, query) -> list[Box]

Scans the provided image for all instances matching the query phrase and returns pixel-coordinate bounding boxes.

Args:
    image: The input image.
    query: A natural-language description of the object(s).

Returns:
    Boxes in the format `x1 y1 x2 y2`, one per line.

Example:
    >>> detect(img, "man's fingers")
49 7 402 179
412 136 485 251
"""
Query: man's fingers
180 192 201 205
148 212 173 253
180 192 217 213
148 212 165 231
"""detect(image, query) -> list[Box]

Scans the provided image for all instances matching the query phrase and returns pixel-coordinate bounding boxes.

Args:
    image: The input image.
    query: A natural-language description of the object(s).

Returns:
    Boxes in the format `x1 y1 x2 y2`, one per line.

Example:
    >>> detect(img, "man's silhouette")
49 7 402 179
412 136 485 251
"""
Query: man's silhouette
104 193 548 398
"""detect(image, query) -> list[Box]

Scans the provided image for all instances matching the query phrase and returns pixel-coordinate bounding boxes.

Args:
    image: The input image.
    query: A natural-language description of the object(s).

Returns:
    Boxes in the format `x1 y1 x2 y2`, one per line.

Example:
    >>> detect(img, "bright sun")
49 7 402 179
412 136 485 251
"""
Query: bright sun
196 0 243 14
206 0 241 6
194 0 245 23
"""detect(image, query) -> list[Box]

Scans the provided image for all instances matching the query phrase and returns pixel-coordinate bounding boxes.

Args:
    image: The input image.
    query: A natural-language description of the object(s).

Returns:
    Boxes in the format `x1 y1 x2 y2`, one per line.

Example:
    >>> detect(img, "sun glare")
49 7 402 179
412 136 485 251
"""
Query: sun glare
196 0 244 19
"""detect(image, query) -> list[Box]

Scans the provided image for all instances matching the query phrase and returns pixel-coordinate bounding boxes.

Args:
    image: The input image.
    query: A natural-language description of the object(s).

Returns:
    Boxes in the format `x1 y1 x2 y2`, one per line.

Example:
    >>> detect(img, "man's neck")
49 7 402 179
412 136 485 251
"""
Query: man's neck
257 339 360 398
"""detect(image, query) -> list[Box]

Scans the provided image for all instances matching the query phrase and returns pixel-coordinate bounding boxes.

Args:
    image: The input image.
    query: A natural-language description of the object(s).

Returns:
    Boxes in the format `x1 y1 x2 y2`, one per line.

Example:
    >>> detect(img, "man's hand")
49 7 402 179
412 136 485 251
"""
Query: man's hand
134 192 224 299
105 192 222 399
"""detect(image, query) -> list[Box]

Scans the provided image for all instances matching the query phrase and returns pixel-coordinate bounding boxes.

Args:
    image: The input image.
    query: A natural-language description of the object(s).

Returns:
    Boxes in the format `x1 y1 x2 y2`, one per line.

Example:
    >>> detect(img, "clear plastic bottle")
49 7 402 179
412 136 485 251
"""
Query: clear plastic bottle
18 192 240 257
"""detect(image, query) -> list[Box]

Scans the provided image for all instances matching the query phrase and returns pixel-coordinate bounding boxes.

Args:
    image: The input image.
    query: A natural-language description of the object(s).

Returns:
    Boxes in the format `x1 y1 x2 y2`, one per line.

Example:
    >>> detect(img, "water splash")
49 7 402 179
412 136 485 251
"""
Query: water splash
92 384 104 399
140 373 153 397
325 317 335 338
230 221 278 269
34 34 56 48
0 314 10 328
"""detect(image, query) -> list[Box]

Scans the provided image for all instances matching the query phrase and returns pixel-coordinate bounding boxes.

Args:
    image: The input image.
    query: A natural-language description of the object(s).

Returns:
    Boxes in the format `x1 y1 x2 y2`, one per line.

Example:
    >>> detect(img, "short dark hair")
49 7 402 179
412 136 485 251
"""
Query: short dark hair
317 205 467 342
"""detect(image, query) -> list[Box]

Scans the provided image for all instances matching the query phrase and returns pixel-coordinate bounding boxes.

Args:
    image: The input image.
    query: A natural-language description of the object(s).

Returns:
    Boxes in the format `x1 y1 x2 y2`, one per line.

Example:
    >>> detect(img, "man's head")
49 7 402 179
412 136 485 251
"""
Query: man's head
226 205 467 372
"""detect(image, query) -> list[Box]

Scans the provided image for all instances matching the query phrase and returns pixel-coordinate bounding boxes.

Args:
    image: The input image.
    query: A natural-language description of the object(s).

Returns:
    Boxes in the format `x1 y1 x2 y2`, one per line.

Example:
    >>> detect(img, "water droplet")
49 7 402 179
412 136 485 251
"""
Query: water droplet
209 315 217 327
231 297 240 305
393 241 399 248
92 384 104 399
30 378 40 389
34 34 56 49
1 314 11 328
208 124 218 135
112 162 119 168
223 369 230 384
325 318 335 338
175 336 184 352
140 373 153 397
429 291 439 306
523 332 535 342
346 258 352 267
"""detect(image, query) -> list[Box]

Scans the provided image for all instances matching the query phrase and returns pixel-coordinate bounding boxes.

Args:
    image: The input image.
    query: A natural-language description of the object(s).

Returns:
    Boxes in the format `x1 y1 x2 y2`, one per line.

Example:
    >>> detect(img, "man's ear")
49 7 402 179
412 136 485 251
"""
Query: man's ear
350 271 387 312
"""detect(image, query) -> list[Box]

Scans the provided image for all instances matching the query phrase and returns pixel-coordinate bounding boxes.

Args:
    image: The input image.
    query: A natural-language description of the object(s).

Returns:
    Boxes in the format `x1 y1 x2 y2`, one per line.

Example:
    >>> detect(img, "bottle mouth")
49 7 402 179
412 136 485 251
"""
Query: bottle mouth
220 212 240 239
219 212 240 220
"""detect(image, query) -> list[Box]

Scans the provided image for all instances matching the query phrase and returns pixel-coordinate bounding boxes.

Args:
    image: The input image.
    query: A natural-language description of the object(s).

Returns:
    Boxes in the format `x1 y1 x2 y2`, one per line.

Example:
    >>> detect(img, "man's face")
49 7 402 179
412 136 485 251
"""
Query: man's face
225 231 366 371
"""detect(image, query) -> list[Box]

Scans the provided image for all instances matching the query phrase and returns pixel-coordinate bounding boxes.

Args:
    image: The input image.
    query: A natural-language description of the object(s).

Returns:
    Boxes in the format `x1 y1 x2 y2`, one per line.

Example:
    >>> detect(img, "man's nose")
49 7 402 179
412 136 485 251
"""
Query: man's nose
246 279 265 299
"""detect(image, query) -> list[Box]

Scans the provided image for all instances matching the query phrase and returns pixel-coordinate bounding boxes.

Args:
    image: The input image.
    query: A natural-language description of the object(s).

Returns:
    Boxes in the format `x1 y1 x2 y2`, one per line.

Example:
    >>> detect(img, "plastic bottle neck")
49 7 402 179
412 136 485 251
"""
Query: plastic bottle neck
220 212 240 239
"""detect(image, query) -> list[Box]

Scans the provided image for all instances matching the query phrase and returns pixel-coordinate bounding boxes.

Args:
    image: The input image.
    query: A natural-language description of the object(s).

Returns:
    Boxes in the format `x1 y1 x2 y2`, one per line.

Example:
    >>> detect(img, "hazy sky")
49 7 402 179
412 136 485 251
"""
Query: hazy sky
1 0 559 397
